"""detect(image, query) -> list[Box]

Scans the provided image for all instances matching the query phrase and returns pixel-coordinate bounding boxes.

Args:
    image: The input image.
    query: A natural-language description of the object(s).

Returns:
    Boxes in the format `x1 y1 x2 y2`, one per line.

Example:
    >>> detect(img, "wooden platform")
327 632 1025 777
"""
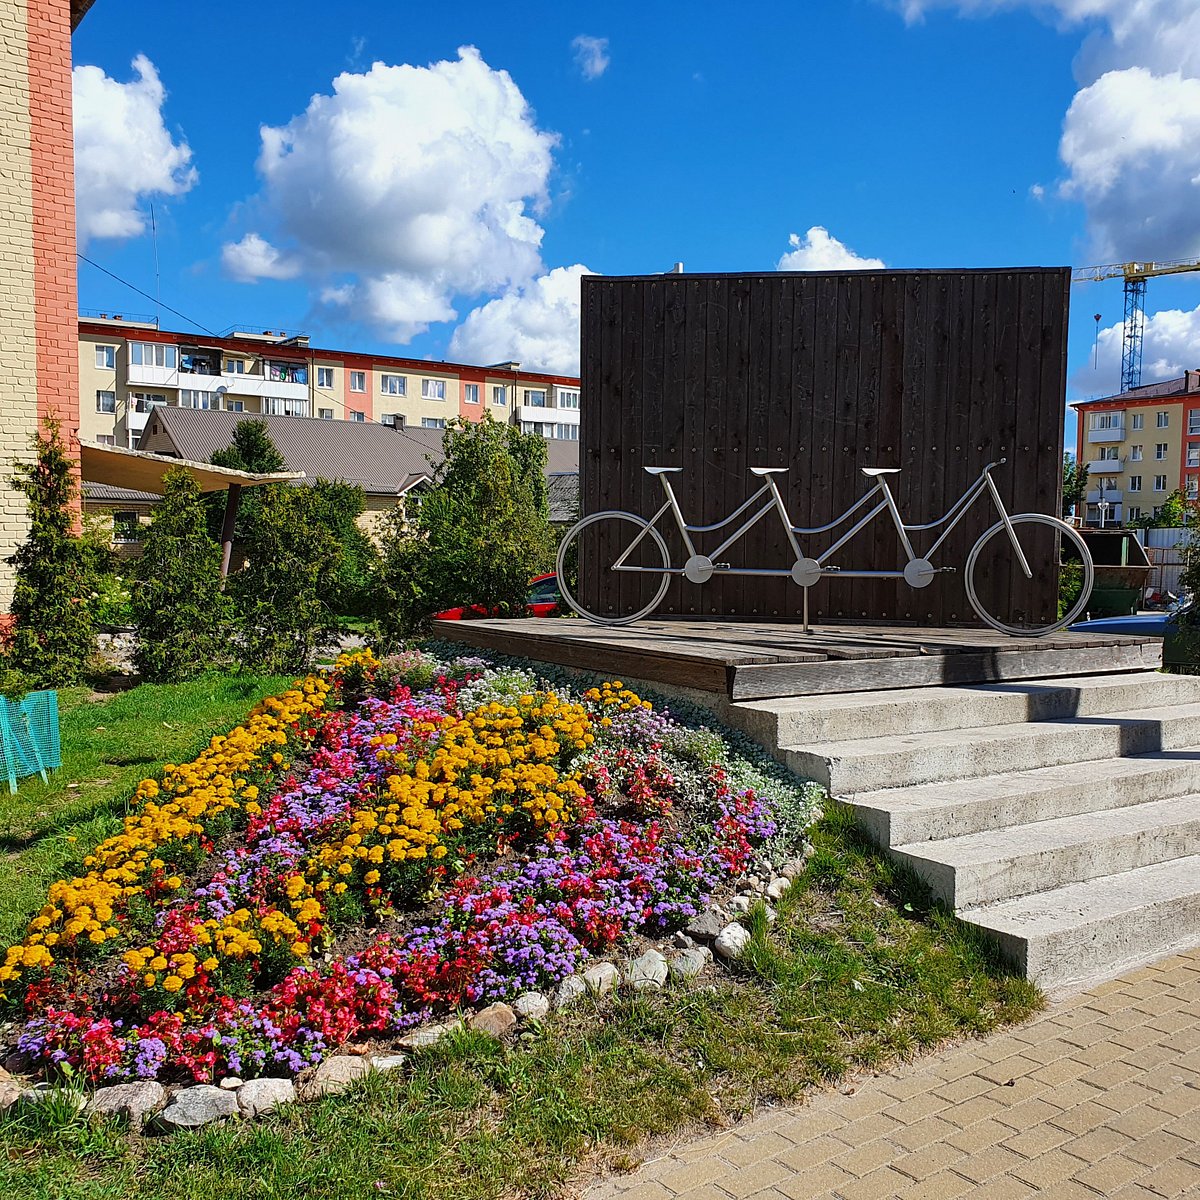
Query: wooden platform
432 618 1163 701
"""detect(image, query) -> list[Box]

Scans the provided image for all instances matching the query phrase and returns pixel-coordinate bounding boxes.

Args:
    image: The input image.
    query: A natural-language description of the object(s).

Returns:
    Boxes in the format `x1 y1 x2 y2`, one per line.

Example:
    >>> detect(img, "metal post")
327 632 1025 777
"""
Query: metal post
219 483 242 582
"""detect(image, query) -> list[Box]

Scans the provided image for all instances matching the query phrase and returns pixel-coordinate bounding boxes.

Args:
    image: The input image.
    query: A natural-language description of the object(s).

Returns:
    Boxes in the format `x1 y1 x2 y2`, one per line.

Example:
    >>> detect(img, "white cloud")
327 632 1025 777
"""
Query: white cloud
572 35 610 81
776 227 885 271
222 46 558 342
1070 304 1200 396
221 233 301 282
72 55 196 246
449 264 593 375
1030 182 1046 199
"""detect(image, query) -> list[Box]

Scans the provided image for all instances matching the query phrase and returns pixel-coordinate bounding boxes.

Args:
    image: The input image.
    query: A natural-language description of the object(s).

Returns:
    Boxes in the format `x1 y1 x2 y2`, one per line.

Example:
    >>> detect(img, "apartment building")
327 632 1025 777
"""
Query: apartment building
1070 370 1200 526
78 317 582 448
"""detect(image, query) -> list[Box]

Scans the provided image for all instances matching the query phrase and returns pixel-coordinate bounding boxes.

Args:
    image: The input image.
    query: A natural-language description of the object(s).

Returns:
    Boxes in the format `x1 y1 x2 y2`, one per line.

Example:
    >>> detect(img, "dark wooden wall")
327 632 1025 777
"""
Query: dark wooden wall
579 269 1070 625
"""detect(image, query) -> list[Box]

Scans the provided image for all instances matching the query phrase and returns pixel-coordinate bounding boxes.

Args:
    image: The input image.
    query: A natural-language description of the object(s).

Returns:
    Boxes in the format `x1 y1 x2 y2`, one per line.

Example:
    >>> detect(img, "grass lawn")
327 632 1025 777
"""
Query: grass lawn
0 673 294 952
2 803 1042 1200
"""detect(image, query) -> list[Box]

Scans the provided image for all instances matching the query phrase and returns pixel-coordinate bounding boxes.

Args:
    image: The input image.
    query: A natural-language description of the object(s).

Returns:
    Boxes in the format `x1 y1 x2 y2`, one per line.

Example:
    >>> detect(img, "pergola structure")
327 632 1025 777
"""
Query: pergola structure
79 442 303 577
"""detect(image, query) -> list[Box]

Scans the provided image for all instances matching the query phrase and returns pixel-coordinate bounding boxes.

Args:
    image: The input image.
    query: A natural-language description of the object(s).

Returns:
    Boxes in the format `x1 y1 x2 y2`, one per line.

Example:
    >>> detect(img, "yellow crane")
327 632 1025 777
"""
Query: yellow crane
1072 258 1200 391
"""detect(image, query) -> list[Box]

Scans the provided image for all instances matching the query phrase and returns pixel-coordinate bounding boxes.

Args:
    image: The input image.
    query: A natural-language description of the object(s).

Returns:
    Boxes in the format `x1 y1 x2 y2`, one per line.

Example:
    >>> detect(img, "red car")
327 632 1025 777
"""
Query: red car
434 573 562 621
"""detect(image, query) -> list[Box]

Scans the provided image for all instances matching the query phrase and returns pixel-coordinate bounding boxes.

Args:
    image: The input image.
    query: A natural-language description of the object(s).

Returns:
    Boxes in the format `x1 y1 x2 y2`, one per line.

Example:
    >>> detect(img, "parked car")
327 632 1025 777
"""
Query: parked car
1070 597 1195 669
434 573 562 621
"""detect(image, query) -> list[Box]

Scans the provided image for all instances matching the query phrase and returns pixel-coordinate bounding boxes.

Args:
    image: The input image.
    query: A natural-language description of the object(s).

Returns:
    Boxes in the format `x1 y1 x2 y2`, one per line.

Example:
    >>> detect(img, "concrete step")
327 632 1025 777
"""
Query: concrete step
732 671 1200 748
959 855 1200 994
849 748 1200 845
783 702 1200 796
893 793 1200 909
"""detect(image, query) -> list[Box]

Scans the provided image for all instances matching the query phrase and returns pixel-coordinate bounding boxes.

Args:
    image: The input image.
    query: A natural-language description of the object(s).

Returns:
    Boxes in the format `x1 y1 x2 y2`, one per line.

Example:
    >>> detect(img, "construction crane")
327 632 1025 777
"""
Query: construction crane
1072 258 1200 392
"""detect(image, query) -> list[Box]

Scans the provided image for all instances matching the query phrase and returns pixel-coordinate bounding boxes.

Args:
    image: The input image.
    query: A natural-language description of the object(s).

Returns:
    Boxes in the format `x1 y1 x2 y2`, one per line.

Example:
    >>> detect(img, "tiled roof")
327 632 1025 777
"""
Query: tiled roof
83 482 159 503
137 408 579 495
547 473 579 523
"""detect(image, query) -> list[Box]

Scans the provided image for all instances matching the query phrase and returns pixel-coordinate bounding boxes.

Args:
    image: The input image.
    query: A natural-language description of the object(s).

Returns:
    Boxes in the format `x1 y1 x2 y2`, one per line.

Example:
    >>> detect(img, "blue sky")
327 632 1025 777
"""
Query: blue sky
72 0 1200 423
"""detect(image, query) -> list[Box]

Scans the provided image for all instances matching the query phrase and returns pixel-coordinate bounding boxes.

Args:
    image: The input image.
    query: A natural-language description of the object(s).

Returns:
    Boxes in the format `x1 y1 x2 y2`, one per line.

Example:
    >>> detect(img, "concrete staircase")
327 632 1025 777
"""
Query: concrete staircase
731 671 1200 994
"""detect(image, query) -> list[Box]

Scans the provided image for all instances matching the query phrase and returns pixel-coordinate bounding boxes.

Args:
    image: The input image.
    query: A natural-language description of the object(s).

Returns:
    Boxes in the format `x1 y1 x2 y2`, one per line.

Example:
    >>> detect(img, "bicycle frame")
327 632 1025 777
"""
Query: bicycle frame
612 458 1030 581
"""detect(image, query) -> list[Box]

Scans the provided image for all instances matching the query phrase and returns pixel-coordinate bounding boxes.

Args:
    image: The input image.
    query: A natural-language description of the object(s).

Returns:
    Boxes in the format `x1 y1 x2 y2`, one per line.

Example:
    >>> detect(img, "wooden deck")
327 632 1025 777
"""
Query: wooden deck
432 618 1163 701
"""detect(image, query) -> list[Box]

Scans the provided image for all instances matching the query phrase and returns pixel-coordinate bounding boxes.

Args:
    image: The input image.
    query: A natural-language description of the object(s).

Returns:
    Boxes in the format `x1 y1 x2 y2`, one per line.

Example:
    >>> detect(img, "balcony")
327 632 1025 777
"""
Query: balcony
1085 458 1124 474
127 362 179 388
1086 488 1122 503
516 404 579 425
1086 426 1125 443
220 372 308 402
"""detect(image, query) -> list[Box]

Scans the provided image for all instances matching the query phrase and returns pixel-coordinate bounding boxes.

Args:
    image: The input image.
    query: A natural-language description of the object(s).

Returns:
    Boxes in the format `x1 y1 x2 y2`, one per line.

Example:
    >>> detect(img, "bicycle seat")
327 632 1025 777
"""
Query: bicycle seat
749 466 788 476
861 467 902 477
644 466 684 475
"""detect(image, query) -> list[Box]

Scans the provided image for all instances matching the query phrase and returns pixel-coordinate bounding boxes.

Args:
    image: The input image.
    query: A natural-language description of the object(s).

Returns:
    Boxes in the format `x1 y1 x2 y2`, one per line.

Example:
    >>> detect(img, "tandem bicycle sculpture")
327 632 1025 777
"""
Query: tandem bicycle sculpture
556 459 1095 636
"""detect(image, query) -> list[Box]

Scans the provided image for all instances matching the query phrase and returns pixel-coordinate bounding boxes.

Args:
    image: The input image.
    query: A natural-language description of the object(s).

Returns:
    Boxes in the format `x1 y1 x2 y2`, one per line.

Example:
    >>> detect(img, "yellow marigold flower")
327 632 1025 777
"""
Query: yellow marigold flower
364 869 380 885
162 975 183 992
143 973 157 986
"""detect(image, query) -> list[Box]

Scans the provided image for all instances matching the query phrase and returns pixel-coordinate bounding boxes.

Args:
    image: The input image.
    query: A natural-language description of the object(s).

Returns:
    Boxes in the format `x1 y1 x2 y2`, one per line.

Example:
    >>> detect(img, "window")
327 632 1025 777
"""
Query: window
180 351 219 375
1191 410 1200 436
421 417 446 429
180 390 215 409
421 378 446 400
113 511 142 543
267 361 307 384
350 371 366 392
1099 446 1120 461
1155 475 1168 491
318 408 334 420
381 413 405 428
263 397 311 417
226 399 245 413
1128 505 1142 521
555 423 579 441
492 385 507 406
130 341 177 369
1188 445 1200 468
95 390 116 413
381 374 406 395
1157 411 1170 428
1128 475 1142 492
350 410 365 422
524 389 547 407
557 389 580 409
1090 412 1121 430
95 434 116 446
224 358 245 374
463 383 479 404
1156 443 1169 459
520 420 555 438
317 367 334 389
129 391 166 413
1131 445 1143 461
95 345 115 370
1189 477 1200 500
1132 413 1144 430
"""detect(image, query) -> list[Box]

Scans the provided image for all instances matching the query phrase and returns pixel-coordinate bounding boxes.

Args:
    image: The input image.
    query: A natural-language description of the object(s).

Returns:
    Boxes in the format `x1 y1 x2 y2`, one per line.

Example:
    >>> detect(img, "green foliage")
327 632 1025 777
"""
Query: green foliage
1131 488 1199 529
6 418 98 687
205 420 287 543
374 416 555 644
231 485 342 673
1061 453 1088 519
130 469 231 682
303 479 379 617
1057 558 1085 619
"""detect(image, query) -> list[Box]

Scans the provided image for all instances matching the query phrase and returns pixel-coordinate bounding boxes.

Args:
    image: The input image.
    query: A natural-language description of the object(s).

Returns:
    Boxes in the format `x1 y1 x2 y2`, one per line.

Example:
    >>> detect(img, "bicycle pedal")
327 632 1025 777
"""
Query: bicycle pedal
938 566 957 574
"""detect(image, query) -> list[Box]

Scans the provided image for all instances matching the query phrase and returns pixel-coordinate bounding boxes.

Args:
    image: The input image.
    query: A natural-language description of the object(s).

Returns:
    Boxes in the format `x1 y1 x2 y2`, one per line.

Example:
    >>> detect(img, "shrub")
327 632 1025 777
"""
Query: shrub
131 469 232 682
6 417 97 687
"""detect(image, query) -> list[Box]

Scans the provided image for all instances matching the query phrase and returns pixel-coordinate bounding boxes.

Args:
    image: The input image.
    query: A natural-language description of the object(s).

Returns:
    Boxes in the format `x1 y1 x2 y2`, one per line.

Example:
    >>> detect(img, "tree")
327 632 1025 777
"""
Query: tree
1132 489 1198 529
1062 453 1088 519
304 479 379 616
375 415 555 642
6 417 97 687
130 468 231 681
205 419 287 543
231 485 343 673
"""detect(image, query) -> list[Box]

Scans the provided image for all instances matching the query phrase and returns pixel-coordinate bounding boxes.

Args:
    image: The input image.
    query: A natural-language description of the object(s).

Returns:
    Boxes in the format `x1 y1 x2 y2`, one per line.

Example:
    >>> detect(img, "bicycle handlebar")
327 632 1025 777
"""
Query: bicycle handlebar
982 457 1007 473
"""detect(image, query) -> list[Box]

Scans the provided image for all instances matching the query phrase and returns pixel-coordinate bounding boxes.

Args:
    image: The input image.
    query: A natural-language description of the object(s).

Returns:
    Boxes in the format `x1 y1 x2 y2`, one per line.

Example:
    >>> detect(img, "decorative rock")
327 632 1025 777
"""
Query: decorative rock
398 1020 462 1051
158 1084 238 1129
624 949 669 991
728 895 751 914
582 962 619 996
468 1002 517 1039
553 975 587 1008
668 946 713 981
3 1053 29 1075
367 1053 408 1074
778 857 806 880
87 1081 166 1129
766 877 791 901
671 932 695 950
513 991 551 1021
713 922 752 960
0 1081 20 1114
219 1076 243 1091
19 1082 87 1112
236 1077 295 1118
685 908 727 941
301 1054 372 1097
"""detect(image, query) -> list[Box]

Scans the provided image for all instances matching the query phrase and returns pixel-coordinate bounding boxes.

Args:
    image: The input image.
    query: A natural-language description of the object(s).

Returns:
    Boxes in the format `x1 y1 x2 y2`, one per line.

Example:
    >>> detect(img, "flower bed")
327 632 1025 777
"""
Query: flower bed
1 650 819 1086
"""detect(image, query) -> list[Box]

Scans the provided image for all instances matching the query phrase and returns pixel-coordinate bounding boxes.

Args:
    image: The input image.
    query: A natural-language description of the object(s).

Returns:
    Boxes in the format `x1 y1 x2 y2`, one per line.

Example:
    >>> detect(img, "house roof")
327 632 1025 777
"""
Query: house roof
80 441 302 496
137 408 580 494
547 473 580 523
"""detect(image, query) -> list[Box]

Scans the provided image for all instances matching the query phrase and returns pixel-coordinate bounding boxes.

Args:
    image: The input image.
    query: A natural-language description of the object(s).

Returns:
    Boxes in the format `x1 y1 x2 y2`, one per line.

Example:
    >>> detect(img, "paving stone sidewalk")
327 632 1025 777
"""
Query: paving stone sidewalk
587 951 1200 1200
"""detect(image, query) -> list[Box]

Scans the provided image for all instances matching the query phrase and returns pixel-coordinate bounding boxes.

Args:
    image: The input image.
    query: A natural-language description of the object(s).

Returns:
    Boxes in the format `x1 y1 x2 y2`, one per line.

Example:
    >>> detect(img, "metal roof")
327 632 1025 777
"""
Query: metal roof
138 408 580 494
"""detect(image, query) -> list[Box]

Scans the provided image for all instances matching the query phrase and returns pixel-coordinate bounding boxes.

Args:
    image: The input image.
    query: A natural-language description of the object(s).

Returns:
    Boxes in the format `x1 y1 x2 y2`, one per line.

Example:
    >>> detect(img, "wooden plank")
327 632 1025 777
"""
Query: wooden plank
730 640 1164 701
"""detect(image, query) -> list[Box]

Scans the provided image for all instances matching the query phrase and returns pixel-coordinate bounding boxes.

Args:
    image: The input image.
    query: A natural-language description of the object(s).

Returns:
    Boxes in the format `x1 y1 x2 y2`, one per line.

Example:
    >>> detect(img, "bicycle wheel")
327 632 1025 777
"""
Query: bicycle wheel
964 513 1095 636
556 511 672 625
